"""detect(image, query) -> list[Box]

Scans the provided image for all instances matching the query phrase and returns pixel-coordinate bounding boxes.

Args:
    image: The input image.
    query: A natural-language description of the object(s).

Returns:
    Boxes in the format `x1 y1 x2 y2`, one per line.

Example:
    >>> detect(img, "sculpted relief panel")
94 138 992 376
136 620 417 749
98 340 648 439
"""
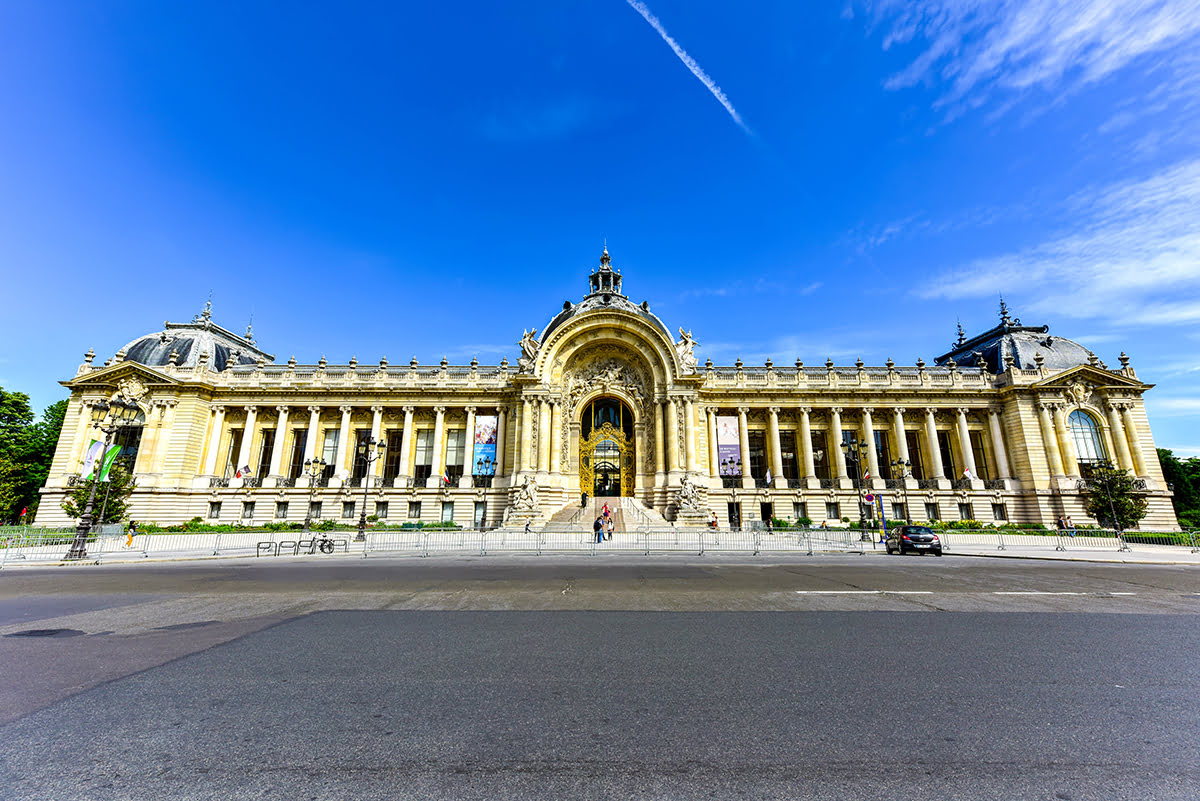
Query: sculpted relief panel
557 344 656 474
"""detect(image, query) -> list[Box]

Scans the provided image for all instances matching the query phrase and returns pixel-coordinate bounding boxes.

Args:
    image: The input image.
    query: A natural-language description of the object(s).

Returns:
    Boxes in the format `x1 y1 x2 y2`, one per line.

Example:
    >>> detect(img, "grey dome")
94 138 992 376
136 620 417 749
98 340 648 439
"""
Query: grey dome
935 302 1096 372
118 304 273 372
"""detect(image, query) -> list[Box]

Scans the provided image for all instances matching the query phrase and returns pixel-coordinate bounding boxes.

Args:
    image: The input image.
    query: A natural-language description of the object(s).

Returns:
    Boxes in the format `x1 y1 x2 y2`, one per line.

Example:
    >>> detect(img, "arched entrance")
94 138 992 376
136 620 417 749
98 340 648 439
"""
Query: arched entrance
579 397 635 497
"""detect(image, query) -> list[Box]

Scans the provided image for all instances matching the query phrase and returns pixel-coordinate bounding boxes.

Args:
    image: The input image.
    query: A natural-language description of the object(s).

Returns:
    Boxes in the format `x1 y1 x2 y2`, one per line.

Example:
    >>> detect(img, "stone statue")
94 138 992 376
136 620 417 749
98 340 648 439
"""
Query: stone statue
513 475 539 511
518 329 540 371
676 328 698 372
674 473 702 512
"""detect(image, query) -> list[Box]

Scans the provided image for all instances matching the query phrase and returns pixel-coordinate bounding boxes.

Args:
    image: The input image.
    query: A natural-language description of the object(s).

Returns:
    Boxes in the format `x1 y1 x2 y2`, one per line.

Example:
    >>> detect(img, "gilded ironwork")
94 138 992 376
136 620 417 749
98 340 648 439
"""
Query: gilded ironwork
579 422 634 497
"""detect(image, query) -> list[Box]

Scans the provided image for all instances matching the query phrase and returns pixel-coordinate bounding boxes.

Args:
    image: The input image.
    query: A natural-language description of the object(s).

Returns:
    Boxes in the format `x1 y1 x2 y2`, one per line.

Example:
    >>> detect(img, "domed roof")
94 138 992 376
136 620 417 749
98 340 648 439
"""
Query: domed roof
540 249 672 343
935 301 1096 372
118 302 274 372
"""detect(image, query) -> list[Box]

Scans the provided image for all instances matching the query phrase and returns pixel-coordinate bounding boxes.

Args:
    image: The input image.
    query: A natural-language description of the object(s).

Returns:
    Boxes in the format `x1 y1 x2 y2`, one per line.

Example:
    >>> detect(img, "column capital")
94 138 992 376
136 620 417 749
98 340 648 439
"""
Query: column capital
243 405 257 414
830 406 843 415
768 406 781 416
370 405 384 414
987 406 1003 416
433 405 446 415
275 405 289 414
798 406 812 415
955 407 970 416
860 407 875 417
924 407 939 416
706 405 719 416
212 405 226 415
464 405 477 414
306 405 321 413
337 405 352 414
737 406 750 415
892 406 906 415
402 405 415 414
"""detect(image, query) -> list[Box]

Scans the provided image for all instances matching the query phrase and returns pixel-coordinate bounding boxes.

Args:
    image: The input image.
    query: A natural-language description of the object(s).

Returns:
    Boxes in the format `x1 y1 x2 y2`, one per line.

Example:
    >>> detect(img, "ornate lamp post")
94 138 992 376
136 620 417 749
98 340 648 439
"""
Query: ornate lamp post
65 396 141 560
355 436 386 542
841 436 869 534
474 456 495 487
720 457 743 529
302 457 327 534
891 458 912 523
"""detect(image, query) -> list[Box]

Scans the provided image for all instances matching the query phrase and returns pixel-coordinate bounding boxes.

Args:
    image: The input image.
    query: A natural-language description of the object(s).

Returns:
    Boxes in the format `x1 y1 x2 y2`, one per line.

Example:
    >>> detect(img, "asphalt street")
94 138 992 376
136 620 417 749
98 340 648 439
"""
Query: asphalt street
2 557 1199 800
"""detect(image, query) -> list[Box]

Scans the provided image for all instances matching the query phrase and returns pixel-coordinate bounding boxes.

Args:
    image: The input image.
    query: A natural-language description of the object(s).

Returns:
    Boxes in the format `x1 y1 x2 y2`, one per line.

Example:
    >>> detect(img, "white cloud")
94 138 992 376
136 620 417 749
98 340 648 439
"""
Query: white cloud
865 0 1200 121
1145 397 1200 416
625 0 753 136
919 158 1200 326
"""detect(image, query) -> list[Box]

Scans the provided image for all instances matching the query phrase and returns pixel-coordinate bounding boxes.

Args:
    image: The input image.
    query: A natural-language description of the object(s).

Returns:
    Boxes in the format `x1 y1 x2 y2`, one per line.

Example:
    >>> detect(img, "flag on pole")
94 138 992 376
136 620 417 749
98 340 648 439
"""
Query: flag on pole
766 469 772 484
97 446 122 482
19 507 27 519
963 468 974 480
80 440 105 478
863 470 871 481
442 470 450 485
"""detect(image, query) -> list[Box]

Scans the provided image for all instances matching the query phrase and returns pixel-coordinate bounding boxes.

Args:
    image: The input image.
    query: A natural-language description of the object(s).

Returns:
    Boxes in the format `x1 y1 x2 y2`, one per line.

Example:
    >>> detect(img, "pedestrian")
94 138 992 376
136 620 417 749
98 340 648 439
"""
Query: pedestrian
709 510 719 529
125 519 138 547
606 516 614 541
593 516 603 544
1065 515 1076 537
581 491 588 508
524 519 532 535
1055 515 1066 533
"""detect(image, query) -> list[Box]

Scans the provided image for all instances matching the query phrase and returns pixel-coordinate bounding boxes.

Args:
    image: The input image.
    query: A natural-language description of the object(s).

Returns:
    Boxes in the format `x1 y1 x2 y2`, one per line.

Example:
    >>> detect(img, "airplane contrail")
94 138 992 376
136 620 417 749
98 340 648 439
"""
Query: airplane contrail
625 0 752 135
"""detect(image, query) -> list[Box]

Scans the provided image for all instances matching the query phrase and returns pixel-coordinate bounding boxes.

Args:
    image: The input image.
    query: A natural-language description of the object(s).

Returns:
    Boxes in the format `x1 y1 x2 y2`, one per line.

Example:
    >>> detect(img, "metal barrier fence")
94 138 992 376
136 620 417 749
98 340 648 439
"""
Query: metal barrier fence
1 525 1196 567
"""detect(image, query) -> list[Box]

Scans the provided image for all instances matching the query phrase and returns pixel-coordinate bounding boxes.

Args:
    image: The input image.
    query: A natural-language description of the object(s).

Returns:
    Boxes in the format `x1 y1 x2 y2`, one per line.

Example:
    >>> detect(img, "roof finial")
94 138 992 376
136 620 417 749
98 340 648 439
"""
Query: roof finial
954 319 966 347
244 313 255 345
999 294 1013 326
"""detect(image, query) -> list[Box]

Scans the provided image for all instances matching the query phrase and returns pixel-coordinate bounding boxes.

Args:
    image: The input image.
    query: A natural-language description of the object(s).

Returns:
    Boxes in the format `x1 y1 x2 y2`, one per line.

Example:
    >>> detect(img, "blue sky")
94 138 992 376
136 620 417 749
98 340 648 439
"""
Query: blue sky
2 1 1199 454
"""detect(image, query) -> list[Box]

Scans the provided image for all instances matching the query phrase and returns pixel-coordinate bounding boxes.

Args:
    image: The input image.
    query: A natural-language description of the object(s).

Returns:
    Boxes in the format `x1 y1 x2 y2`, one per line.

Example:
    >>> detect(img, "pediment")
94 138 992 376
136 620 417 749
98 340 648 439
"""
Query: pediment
64 362 183 397
1030 363 1147 391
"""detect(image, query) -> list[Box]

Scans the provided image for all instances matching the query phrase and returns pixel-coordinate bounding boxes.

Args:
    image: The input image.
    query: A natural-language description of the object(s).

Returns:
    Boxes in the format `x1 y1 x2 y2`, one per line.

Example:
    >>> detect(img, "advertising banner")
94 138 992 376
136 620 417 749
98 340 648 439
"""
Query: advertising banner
716 415 742 475
472 415 498 474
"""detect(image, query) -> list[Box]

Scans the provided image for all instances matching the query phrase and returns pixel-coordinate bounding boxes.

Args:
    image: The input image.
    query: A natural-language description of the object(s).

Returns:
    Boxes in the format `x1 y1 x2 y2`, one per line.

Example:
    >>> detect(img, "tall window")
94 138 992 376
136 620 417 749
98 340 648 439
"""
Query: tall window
1069 410 1107 465
937 431 957 479
874 431 892 480
445 429 465 483
256 429 275 477
112 418 144 473
780 432 798 480
225 428 244 478
320 429 339 478
384 429 404 478
811 431 829 480
905 432 925 480
414 430 433 482
969 431 990 480
351 429 371 479
288 428 308 479
748 431 766 479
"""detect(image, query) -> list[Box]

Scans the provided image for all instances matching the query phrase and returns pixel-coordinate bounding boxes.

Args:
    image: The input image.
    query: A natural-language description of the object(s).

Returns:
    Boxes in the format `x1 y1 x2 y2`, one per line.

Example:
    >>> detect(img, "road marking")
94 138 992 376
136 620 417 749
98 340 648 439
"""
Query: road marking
793 590 933 595
993 591 1086 595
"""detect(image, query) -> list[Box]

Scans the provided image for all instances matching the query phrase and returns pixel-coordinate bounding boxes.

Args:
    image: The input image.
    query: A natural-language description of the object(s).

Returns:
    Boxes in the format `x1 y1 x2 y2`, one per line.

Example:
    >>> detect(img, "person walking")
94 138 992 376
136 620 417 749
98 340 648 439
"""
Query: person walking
1055 515 1066 533
1065 515 1076 537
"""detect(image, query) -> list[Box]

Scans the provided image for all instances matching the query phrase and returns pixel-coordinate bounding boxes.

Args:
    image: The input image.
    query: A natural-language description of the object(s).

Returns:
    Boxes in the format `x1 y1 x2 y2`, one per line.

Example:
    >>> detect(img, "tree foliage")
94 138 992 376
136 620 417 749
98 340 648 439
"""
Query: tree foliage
61 463 138 524
1077 461 1149 531
0 387 68 523
1157 448 1200 529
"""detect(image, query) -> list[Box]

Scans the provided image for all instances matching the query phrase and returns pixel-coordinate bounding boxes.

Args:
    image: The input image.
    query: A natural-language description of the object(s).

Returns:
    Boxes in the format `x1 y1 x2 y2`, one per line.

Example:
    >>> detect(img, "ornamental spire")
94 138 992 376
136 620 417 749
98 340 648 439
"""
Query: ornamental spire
999 295 1013 327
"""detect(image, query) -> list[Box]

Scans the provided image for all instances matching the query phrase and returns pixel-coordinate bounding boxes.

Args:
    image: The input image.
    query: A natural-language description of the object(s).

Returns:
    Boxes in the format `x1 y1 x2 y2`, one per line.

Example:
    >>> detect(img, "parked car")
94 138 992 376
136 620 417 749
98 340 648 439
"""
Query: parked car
886 525 943 556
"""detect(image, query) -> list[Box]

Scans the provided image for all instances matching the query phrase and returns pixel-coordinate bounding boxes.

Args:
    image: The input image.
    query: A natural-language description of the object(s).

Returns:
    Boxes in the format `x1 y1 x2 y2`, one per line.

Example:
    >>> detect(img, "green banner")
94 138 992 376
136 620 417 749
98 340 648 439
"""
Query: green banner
97 446 122 482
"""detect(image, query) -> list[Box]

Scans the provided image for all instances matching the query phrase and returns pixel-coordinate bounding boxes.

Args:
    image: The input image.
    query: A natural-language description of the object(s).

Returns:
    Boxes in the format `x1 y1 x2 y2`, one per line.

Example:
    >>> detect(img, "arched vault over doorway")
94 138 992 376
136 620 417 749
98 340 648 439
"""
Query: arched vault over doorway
580 397 635 496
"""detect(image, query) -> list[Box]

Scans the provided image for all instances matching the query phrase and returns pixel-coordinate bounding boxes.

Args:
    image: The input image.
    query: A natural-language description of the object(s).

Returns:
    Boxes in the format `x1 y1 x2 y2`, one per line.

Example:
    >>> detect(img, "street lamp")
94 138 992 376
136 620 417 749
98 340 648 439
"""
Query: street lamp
356 436 386 542
841 436 869 534
891 458 912 523
302 457 327 534
720 457 743 529
65 396 141 560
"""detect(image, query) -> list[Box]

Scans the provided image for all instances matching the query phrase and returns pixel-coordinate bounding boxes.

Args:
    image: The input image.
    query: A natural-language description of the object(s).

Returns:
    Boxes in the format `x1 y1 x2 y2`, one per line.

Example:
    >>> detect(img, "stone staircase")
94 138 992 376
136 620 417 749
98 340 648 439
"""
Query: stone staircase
534 496 678 534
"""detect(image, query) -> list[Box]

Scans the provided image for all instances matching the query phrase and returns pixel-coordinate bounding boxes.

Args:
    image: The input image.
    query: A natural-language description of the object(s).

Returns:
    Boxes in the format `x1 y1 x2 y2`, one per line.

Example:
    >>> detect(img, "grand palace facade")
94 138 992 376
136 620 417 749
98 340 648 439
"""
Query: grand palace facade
40 250 1178 531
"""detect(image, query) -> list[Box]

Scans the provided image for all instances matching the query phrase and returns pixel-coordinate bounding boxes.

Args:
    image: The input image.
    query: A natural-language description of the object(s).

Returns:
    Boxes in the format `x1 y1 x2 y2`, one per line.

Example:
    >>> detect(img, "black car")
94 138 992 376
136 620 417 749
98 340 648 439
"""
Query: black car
885 525 943 556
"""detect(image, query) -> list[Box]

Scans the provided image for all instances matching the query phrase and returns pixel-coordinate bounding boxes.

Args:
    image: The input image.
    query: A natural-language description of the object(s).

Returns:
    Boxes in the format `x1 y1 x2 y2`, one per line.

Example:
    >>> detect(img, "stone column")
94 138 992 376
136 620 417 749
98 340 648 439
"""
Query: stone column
987 409 1011 479
737 406 752 488
1106 403 1134 472
548 402 561 475
202 405 227 476
666 399 680 474
1051 405 1079 477
1121 405 1148 476
955 408 978 480
495 407 507 476
892 408 911 464
335 405 352 479
1037 403 1065 477
463 406 477 479
537 400 551 474
830 408 847 479
706 407 719 478
303 406 320 466
799 407 815 479
654 402 666 478
924 408 945 479
684 399 697 473
519 399 533 473
429 406 446 487
268 406 289 478
399 406 415 482
768 407 784 486
861 408 880 481
370 405 384 479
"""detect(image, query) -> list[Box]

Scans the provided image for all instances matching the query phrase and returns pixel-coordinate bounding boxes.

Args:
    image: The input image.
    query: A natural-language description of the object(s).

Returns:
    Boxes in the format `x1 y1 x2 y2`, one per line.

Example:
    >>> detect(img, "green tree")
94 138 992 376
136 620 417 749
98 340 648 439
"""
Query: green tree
1077 461 1149 532
1158 448 1200 529
0 389 68 523
61 463 138 525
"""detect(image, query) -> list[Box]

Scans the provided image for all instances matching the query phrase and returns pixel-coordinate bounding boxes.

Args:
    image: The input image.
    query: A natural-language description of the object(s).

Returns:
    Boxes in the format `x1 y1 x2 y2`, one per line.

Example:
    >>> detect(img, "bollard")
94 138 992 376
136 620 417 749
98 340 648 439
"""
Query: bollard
212 532 222 556
479 531 487 557
996 529 1007 551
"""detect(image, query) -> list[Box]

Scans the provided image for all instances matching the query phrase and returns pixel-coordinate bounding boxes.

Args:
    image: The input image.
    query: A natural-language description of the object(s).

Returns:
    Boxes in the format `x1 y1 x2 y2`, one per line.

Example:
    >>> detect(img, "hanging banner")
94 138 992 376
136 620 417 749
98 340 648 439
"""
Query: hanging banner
97 446 122 482
80 440 105 479
472 415 498 474
716 415 742 475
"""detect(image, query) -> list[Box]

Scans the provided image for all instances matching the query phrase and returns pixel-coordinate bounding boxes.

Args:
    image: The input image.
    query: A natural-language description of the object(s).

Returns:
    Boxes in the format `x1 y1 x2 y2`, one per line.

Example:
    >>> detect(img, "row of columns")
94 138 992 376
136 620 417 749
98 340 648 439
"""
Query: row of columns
1037 401 1146 478
702 406 1013 484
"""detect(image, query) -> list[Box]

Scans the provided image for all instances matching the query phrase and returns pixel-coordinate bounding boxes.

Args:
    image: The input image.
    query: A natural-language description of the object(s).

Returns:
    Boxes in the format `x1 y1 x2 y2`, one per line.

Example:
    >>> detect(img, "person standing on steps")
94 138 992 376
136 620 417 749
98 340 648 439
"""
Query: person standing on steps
593 516 604 544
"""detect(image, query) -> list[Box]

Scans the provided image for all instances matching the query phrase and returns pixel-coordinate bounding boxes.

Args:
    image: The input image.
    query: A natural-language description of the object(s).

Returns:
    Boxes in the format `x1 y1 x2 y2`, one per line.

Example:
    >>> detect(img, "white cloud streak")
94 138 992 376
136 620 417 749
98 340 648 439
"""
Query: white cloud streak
865 0 1200 121
918 158 1200 326
625 0 752 135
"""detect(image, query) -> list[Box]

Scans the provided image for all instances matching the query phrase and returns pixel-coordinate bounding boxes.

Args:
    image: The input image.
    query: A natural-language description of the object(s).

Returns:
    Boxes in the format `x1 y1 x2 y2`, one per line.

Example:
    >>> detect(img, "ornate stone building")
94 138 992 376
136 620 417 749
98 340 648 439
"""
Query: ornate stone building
39 249 1178 530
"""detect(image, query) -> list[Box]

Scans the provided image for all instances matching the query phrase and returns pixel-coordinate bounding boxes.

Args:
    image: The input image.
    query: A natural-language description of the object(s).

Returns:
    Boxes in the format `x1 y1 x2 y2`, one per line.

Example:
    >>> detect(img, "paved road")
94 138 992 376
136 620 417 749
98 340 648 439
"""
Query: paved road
2 558 1199 799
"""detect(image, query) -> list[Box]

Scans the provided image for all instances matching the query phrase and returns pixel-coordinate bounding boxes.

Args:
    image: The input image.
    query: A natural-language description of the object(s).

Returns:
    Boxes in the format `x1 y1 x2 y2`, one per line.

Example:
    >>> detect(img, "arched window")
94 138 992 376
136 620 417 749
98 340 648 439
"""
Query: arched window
1068 410 1107 465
